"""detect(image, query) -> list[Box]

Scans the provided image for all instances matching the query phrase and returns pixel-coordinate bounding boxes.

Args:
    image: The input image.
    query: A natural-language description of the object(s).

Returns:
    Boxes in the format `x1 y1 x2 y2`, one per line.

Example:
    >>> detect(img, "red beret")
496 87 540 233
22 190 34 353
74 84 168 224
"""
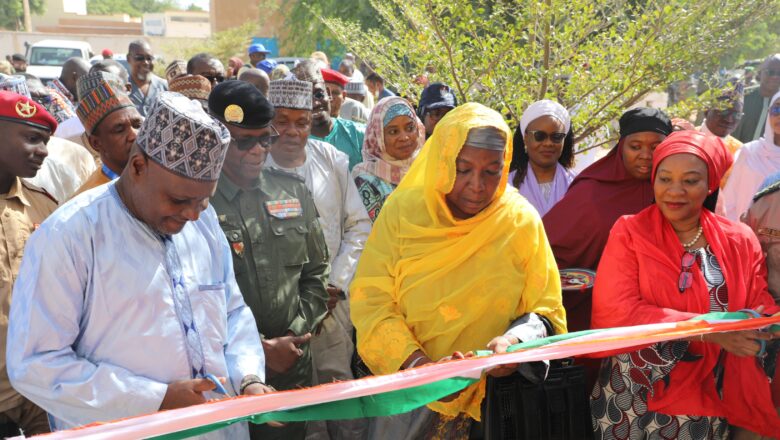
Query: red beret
0 91 57 132
321 68 348 88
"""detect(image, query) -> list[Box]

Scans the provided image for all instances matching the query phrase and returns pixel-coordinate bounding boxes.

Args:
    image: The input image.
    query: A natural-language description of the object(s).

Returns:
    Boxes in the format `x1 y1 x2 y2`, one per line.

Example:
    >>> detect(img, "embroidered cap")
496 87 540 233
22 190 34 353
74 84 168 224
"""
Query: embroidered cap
137 91 230 181
76 79 134 134
169 74 212 101
345 80 366 97
77 71 125 101
0 75 30 98
165 60 188 82
268 79 313 111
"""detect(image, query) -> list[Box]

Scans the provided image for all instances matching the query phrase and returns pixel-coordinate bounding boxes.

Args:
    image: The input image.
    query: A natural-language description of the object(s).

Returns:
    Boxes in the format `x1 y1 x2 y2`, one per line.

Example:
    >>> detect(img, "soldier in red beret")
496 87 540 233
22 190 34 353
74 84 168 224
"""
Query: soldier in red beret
0 91 57 437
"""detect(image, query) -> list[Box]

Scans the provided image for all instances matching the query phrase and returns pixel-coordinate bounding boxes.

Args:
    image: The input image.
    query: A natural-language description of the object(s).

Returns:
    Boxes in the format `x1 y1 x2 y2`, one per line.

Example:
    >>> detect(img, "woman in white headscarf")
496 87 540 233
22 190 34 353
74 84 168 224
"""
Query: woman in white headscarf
718 90 780 221
508 100 576 216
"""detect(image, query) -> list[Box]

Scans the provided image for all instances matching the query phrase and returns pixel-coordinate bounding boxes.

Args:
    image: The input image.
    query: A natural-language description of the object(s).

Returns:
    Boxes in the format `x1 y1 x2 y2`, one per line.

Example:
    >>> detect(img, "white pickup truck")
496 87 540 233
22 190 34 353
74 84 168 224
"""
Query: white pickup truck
25 39 93 84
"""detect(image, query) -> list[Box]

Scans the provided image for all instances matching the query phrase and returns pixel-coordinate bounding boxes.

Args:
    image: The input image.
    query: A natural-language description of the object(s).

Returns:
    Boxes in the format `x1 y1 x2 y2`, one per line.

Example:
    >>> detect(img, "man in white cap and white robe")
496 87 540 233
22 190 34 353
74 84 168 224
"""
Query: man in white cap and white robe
265 78 371 440
8 91 273 439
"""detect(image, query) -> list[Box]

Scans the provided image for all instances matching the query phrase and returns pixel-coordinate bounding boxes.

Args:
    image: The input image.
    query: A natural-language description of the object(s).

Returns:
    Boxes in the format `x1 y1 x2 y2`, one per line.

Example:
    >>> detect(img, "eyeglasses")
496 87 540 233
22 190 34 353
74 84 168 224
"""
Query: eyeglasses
770 105 780 117
714 109 744 119
678 251 696 293
526 130 566 144
132 55 154 63
201 74 225 84
231 127 279 151
765 69 780 78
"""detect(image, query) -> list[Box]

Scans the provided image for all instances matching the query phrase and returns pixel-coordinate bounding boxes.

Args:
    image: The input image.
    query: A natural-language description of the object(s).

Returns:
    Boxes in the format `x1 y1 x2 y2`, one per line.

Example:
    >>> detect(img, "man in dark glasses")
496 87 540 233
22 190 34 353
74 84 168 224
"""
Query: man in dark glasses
209 81 330 440
126 40 168 117
187 52 226 89
733 53 780 143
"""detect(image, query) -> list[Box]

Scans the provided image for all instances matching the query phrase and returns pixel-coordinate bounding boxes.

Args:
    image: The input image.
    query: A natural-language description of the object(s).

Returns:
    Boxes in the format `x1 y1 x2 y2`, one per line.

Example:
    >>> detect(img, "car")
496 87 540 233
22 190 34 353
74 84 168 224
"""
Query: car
89 54 130 73
274 57 306 70
25 39 93 85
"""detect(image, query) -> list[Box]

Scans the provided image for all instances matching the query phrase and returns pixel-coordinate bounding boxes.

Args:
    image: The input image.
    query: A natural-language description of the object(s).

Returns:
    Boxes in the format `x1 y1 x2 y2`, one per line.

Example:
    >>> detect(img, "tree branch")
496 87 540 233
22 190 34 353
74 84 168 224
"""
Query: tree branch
425 0 466 101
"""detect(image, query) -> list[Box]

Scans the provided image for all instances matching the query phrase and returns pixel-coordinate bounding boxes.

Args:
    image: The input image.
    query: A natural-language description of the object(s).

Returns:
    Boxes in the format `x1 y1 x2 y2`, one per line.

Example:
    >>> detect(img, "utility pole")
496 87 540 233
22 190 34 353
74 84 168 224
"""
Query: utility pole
22 0 32 32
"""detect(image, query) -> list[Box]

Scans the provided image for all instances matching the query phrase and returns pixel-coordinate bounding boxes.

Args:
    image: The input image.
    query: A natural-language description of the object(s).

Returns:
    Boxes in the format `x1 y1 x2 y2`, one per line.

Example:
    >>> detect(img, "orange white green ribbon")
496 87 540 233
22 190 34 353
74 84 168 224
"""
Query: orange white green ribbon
31 312 780 440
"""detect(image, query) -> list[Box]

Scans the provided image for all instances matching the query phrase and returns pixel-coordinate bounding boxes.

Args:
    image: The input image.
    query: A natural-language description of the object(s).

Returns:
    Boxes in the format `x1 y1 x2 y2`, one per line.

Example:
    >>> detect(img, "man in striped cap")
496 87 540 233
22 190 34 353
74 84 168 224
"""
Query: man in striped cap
70 78 142 197
9 91 273 439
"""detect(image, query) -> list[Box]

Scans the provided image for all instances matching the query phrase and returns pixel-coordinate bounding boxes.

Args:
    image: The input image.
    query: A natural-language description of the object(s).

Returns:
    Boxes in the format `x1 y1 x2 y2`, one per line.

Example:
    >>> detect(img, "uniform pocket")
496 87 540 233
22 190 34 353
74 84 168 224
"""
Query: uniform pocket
269 218 309 266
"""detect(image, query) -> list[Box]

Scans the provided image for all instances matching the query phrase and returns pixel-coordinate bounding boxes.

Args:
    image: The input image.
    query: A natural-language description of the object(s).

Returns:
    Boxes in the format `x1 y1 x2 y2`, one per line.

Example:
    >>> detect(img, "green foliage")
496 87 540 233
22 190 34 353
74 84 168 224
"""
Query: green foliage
159 21 256 75
720 13 780 67
257 0 382 56
0 0 45 31
86 0 179 17
322 0 777 150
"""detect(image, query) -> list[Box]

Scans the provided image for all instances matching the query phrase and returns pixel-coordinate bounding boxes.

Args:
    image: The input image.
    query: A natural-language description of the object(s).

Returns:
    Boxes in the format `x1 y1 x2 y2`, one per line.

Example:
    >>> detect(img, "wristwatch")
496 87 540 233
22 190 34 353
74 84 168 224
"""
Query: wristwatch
240 374 268 394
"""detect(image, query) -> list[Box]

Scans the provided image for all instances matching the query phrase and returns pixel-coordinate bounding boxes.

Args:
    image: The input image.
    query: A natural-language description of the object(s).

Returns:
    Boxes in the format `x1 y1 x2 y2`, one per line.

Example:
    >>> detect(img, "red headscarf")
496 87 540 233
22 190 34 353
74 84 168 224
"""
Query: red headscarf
592 131 780 435
651 130 733 193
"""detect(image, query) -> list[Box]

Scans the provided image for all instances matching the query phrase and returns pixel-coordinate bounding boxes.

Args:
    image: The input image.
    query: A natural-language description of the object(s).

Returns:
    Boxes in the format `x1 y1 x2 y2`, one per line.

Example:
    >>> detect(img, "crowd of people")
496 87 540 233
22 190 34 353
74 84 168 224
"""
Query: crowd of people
0 38 778 440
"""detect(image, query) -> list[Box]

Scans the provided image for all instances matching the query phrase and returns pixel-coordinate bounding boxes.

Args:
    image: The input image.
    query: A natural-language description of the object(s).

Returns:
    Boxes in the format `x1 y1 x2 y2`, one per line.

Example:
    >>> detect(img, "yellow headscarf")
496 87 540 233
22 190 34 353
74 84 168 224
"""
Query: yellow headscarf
350 103 566 420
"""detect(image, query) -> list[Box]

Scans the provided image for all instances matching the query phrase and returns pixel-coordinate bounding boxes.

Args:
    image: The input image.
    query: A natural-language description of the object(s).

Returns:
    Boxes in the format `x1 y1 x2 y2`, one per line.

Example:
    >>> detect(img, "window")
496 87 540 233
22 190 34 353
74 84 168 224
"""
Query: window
29 48 82 66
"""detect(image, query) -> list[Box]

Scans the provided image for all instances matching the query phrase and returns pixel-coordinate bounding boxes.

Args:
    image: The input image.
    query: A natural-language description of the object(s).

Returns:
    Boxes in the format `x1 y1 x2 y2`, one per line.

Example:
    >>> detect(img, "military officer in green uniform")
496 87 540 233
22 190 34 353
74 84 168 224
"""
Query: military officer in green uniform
208 81 330 440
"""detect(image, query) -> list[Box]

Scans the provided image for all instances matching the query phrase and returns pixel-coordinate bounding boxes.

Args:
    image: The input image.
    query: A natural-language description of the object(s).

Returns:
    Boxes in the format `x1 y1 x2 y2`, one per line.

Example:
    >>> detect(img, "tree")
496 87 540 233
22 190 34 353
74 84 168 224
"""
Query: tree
321 0 777 151
0 0 44 31
257 0 382 56
160 21 255 73
86 0 178 17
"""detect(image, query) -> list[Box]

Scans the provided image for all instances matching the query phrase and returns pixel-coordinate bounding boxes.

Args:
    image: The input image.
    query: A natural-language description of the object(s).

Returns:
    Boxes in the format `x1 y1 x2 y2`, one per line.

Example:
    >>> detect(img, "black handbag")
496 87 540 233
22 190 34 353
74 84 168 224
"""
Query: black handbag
483 314 593 440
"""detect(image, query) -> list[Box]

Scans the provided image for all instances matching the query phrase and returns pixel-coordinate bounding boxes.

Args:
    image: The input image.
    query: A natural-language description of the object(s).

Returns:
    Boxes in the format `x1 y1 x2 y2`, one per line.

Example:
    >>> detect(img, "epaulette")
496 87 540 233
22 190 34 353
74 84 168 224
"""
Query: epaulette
20 179 59 205
264 166 306 183
753 179 780 202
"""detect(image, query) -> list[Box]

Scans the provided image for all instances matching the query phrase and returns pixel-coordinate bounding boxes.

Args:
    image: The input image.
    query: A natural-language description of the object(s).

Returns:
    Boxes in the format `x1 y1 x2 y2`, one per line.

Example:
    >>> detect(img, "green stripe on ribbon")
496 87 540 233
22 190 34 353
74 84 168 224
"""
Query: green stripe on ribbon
149 377 478 440
149 311 778 439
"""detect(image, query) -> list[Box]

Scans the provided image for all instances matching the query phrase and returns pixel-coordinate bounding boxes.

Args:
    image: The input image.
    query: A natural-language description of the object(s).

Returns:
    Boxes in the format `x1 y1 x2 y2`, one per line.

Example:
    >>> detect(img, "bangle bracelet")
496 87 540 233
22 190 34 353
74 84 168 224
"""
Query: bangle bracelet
406 355 426 369
240 375 267 394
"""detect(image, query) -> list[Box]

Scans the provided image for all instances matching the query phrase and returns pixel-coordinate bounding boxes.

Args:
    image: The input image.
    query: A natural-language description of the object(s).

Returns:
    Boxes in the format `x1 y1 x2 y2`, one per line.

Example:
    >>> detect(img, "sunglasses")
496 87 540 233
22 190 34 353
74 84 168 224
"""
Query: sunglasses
313 89 329 100
202 74 225 84
770 105 780 117
714 109 744 119
526 130 566 144
132 55 154 62
231 127 279 151
765 69 780 78
678 251 696 293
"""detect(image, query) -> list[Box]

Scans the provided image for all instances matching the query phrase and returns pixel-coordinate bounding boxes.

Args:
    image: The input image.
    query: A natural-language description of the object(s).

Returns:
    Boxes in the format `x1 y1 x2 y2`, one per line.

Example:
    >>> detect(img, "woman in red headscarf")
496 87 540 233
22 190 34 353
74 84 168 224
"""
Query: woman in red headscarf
591 130 780 438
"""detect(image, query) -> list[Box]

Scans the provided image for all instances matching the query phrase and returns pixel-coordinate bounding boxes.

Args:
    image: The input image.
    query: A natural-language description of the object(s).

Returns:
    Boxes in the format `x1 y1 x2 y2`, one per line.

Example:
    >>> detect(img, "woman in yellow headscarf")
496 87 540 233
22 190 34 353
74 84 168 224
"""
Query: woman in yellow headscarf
350 103 566 438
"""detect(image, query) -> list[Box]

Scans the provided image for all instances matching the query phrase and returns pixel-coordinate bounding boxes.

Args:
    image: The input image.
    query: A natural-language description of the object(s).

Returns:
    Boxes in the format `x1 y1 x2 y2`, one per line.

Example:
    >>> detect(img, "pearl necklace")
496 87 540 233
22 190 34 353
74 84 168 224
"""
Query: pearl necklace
682 225 703 249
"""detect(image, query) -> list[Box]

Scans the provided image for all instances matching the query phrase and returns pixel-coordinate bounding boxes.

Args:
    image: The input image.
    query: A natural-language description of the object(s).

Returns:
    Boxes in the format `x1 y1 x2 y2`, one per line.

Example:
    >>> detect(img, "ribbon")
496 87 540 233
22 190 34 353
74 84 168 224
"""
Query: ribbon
29 312 780 440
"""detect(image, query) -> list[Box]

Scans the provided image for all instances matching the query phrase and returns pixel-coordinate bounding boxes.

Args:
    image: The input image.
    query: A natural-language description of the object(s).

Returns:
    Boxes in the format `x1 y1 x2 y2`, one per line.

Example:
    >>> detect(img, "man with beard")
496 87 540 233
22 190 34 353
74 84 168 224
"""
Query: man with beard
209 81 329 439
71 78 141 197
295 61 365 171
0 91 58 438
126 40 167 117
733 53 780 142
265 78 370 440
